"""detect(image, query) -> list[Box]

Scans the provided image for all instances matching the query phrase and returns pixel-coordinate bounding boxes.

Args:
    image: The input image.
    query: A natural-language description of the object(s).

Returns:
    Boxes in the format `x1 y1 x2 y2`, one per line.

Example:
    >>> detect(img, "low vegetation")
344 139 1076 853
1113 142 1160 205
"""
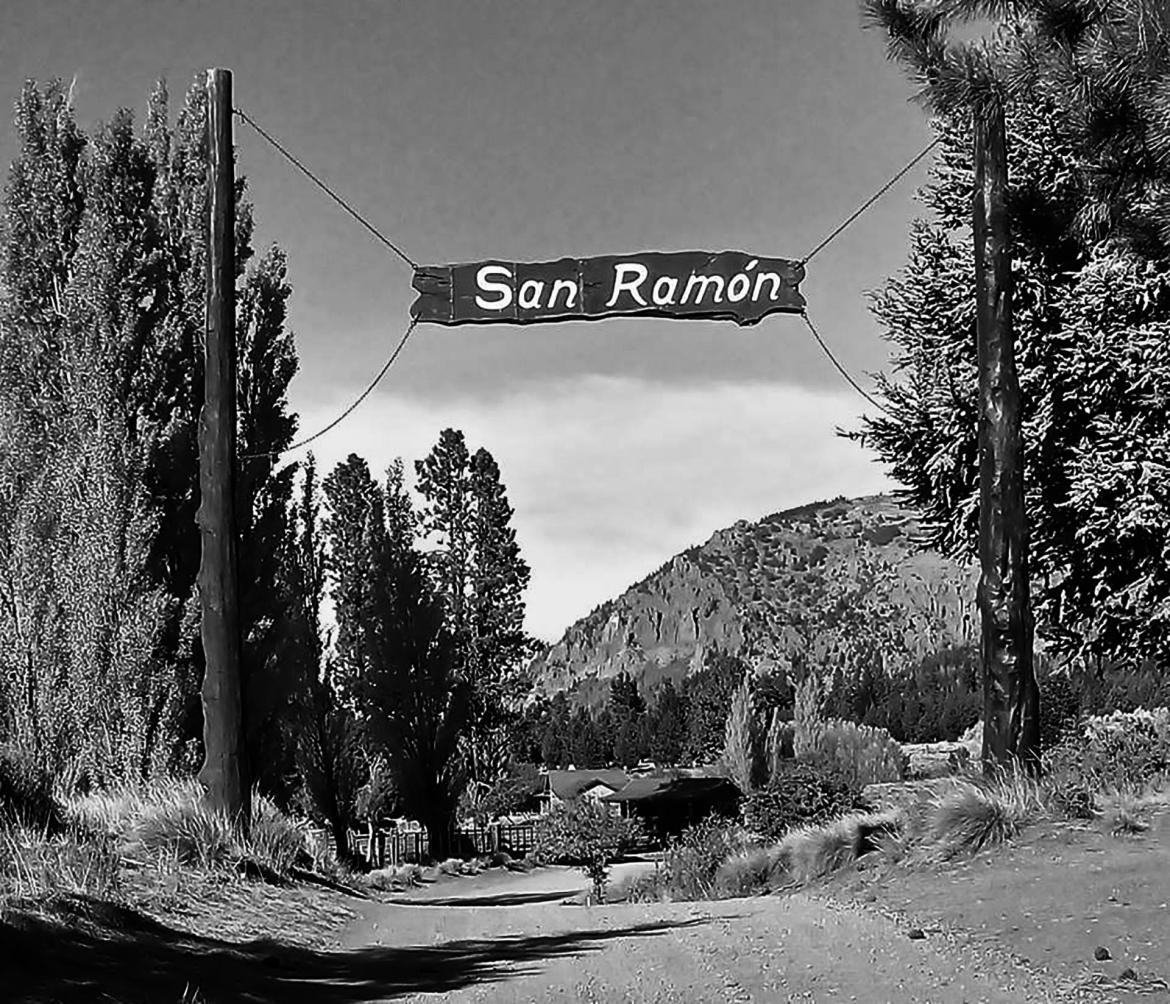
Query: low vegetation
533 801 643 902
0 750 318 914
623 701 1170 904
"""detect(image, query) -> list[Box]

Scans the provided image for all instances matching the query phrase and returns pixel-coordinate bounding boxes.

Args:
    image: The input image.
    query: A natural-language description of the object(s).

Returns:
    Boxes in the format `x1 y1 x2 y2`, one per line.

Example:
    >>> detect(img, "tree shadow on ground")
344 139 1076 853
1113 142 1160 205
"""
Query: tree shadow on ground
395 889 581 907
2 896 711 1003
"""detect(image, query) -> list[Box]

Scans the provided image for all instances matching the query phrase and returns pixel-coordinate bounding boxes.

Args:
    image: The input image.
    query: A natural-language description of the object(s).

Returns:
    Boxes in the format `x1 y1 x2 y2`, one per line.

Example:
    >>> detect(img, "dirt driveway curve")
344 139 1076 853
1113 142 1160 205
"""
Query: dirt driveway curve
344 863 1105 1003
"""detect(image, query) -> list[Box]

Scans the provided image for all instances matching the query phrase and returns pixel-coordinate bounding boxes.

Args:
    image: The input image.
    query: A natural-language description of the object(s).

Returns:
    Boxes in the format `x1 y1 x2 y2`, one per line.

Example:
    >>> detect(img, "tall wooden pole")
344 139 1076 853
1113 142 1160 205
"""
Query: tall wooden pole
973 94 1039 773
197 67 249 827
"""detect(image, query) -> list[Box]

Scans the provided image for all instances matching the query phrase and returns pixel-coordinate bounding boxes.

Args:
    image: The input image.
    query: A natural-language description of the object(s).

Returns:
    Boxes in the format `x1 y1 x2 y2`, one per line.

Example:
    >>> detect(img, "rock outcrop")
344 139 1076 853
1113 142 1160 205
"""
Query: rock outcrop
529 495 978 705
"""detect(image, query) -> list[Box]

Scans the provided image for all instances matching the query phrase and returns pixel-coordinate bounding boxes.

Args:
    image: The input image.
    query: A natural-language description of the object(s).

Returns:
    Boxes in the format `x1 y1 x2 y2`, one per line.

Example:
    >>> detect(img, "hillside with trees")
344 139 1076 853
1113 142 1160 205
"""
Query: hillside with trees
528 495 977 708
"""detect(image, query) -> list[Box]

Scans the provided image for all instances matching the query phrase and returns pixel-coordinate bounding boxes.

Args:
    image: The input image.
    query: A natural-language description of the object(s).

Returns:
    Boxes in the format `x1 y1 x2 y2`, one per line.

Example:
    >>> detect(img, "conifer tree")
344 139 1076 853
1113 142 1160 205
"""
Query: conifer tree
416 430 531 783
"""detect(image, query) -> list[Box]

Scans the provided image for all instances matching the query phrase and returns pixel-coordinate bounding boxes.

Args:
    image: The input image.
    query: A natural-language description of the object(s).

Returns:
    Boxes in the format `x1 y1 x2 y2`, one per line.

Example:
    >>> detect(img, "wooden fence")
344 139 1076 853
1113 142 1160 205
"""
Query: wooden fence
316 820 539 869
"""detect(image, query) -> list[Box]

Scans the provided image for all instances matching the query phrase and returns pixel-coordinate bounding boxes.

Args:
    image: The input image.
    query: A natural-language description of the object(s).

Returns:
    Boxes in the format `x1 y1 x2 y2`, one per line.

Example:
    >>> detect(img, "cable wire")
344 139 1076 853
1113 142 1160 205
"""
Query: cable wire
803 138 941 264
243 317 420 460
799 311 889 415
233 106 418 270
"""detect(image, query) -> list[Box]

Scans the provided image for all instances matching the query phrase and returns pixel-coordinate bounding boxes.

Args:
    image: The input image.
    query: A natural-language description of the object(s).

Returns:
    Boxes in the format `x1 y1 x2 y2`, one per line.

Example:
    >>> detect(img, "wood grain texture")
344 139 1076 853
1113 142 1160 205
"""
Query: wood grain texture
197 67 250 827
412 251 805 327
974 96 1039 772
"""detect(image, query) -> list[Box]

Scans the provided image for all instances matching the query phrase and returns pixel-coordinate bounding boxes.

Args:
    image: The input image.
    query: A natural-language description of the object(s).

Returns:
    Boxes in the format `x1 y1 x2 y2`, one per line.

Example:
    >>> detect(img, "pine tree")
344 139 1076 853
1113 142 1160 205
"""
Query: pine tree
646 680 688 766
416 431 531 784
467 447 531 780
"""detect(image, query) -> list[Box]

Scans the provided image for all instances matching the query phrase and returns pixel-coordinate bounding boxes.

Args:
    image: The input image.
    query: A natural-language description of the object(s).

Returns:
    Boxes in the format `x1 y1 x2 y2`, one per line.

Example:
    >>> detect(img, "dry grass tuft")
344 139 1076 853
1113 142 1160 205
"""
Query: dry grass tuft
712 844 789 897
776 809 904 884
1 822 121 900
363 863 424 891
927 768 1045 859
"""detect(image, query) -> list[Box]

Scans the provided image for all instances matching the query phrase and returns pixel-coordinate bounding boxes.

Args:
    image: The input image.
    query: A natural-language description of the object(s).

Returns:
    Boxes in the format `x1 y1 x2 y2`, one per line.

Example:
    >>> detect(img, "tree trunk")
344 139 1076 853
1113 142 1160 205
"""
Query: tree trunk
330 817 354 867
424 816 453 863
197 66 250 827
973 95 1040 773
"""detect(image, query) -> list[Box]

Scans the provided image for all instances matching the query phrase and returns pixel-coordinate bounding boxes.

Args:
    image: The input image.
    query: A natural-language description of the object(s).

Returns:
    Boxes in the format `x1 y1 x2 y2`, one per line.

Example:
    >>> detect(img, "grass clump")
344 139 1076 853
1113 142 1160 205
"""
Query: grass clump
778 810 902 884
129 781 237 868
712 844 787 897
0 748 64 834
364 862 424 891
926 766 1046 859
1 823 121 900
72 779 308 878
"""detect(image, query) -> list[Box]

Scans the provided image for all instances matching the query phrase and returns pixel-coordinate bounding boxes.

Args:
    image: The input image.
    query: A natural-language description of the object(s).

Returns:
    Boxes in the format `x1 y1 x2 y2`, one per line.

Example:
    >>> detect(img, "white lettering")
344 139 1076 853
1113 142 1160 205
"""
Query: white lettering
549 278 578 309
652 276 679 306
606 263 649 308
518 279 545 310
753 271 783 302
727 273 750 302
475 265 514 311
682 274 725 304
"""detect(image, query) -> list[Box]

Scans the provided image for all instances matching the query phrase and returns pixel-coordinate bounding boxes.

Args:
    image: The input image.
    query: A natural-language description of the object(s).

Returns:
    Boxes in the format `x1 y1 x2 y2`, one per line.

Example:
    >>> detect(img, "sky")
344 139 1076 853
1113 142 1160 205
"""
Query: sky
0 1 938 640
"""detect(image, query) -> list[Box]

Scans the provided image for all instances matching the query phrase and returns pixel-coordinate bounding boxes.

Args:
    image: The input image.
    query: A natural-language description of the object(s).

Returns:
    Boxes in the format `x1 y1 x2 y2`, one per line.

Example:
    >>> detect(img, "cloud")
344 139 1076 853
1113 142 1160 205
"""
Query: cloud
294 375 895 641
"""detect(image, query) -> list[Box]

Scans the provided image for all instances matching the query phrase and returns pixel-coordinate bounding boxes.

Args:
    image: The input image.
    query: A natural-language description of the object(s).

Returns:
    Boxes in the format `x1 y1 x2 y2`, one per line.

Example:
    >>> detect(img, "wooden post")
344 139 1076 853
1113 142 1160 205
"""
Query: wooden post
973 94 1040 772
197 67 250 828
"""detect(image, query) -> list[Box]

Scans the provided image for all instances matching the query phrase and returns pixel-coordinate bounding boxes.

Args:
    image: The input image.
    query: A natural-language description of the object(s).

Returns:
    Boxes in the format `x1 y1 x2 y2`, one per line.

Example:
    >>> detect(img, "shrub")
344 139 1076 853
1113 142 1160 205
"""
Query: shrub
656 816 751 901
533 801 642 902
0 748 64 834
1045 707 1170 807
1038 670 1081 749
796 718 906 788
744 760 860 840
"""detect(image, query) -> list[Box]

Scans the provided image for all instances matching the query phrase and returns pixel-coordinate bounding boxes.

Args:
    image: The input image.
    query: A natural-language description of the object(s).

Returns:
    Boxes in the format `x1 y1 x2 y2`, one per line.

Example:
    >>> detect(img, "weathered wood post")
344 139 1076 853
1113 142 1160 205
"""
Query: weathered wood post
197 67 250 828
973 93 1040 773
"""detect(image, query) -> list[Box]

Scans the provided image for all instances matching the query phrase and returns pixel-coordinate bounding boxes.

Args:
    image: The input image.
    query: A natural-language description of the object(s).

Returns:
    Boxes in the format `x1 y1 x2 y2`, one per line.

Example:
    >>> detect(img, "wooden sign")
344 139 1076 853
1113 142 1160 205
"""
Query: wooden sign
411 251 804 327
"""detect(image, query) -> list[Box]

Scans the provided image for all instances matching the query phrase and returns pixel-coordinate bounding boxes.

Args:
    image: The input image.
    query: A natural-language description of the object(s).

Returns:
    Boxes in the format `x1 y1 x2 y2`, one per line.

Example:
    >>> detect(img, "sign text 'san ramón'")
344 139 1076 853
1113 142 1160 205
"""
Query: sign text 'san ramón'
411 251 805 327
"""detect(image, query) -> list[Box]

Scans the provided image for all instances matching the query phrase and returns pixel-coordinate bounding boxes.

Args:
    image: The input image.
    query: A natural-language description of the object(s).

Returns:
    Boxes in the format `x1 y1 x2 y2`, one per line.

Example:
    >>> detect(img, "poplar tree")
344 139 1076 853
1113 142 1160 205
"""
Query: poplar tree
289 457 364 860
0 78 301 785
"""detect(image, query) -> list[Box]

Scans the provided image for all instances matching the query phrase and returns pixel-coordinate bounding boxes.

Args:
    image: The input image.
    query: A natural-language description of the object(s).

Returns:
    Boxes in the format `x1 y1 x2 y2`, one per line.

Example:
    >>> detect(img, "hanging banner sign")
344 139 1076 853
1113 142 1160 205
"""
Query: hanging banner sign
411 251 804 328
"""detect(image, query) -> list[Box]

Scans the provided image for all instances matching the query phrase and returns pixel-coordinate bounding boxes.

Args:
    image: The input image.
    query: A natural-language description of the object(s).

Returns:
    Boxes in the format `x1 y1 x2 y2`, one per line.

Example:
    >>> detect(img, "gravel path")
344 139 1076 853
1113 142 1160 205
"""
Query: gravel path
344 865 1108 1003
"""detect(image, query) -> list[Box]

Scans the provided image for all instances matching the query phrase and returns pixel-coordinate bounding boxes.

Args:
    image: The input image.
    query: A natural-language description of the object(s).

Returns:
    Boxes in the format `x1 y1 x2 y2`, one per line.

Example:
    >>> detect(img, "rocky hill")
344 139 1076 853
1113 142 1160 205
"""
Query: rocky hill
529 495 978 706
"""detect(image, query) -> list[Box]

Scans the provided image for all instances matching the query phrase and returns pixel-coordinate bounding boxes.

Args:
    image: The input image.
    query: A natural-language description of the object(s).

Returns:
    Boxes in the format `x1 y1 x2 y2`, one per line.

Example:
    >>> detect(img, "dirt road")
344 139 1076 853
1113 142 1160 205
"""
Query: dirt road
344 864 1103 1002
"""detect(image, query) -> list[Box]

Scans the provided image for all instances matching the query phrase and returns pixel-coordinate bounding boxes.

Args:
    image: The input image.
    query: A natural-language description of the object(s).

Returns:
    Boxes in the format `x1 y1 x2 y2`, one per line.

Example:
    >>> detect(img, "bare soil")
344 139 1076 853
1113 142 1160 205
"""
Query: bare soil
6 816 1167 1002
829 808 1170 1002
340 862 1103 1002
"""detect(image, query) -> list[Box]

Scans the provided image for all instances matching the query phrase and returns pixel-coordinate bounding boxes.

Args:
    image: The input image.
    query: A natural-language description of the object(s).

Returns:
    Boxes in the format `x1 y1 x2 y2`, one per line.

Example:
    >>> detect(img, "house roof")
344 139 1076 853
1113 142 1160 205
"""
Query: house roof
602 774 737 803
544 769 628 801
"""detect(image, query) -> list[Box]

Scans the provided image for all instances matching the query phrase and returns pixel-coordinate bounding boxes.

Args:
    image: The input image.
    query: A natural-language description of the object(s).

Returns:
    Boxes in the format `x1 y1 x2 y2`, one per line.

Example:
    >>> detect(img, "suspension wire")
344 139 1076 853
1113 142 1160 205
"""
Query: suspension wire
802 138 941 264
243 317 420 460
799 311 890 415
233 106 418 271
